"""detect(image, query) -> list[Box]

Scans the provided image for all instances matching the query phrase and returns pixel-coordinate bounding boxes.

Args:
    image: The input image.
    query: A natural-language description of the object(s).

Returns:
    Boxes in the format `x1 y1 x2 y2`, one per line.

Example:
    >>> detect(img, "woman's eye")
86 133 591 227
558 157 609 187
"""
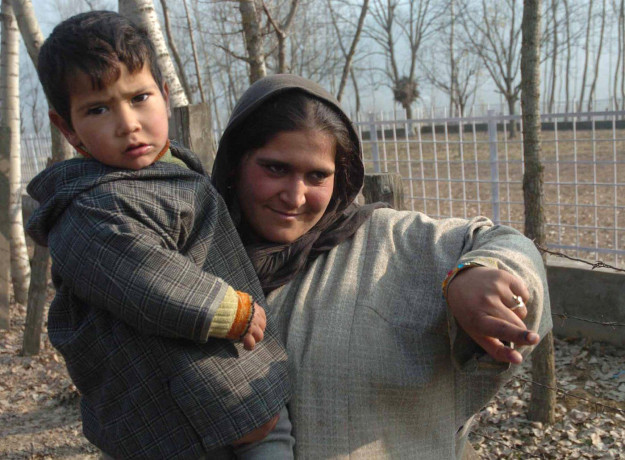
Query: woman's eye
87 106 107 115
132 93 149 103
309 172 329 183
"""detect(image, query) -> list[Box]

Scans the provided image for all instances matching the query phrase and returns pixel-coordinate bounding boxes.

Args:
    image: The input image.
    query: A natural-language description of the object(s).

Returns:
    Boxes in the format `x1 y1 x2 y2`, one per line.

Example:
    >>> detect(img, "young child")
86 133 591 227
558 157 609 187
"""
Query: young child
26 11 292 459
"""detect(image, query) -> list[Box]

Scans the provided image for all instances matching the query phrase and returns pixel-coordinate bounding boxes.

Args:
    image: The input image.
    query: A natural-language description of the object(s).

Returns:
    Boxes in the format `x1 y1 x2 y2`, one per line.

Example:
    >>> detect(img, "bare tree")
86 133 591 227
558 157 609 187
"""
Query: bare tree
577 0 594 111
262 0 299 74
158 0 192 101
12 0 75 354
424 0 482 116
521 0 557 424
616 0 625 108
368 0 437 119
1 0 30 305
460 0 523 137
182 0 206 102
119 0 189 107
238 0 267 83
328 0 370 102
587 0 607 111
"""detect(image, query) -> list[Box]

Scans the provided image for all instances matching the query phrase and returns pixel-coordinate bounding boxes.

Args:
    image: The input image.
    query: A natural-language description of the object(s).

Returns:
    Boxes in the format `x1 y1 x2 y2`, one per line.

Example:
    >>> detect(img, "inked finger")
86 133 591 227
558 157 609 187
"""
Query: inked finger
474 335 523 364
476 316 532 345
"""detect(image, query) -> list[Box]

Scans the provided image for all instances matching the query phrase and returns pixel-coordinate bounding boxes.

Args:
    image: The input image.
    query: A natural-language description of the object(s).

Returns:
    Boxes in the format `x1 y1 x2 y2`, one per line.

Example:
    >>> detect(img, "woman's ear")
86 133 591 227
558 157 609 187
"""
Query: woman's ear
49 110 81 148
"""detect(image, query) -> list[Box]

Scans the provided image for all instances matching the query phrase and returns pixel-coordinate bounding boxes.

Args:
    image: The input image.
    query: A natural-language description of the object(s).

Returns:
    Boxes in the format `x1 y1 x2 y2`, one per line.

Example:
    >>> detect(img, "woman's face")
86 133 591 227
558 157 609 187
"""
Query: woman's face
236 129 336 244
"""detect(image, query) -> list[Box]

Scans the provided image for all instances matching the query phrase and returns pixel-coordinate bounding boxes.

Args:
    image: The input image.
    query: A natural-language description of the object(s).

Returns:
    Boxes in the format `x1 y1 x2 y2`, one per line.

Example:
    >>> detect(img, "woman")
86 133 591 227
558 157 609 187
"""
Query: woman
212 74 551 459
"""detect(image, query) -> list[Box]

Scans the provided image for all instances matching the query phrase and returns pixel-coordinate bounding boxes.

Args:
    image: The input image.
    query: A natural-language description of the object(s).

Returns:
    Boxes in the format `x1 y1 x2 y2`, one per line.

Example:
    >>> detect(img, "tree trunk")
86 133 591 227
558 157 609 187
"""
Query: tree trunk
12 0 74 353
578 0 594 112
563 0 571 112
182 0 205 103
1 0 30 305
238 0 266 83
614 0 624 109
507 96 517 139
158 0 192 101
548 0 558 113
336 0 369 102
587 0 606 111
521 0 557 424
119 0 189 107
0 127 10 329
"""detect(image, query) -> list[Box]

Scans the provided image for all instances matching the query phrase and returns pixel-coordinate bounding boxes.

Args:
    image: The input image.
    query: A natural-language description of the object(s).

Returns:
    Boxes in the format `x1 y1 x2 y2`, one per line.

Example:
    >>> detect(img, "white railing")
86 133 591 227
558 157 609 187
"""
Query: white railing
355 109 625 268
20 109 625 268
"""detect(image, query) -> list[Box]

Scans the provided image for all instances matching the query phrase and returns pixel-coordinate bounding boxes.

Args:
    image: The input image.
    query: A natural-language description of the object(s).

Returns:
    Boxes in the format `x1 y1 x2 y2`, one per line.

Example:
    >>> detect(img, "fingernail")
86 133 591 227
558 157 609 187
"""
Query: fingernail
526 332 539 343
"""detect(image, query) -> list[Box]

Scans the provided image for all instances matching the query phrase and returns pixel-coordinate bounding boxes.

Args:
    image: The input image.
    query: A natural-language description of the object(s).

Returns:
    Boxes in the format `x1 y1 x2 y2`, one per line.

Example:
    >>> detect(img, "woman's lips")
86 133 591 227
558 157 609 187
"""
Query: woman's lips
268 207 301 220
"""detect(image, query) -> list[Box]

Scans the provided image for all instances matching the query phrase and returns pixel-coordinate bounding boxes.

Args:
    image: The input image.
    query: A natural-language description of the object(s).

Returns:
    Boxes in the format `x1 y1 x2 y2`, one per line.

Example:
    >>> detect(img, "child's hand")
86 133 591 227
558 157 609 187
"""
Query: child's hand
242 303 266 350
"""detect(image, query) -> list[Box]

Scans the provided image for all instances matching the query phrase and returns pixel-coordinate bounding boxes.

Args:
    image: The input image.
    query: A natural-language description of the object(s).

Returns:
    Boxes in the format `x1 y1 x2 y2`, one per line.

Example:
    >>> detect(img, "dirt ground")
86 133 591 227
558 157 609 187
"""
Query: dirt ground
1 287 624 459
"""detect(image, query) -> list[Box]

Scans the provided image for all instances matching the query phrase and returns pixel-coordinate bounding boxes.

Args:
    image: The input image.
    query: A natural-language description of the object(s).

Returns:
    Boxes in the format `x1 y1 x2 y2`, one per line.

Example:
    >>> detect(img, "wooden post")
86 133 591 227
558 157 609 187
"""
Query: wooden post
363 173 405 210
169 103 215 172
0 127 10 329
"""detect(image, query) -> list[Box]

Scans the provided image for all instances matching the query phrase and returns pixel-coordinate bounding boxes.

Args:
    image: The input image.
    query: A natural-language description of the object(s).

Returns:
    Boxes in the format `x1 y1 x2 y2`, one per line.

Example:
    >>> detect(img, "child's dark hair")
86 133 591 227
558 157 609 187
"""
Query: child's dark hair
227 91 357 207
38 10 164 126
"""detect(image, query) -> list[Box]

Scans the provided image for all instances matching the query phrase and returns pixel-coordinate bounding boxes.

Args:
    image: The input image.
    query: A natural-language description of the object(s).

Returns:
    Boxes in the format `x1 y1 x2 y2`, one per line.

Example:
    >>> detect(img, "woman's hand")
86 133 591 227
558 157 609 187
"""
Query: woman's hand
446 267 540 364
230 413 279 446
242 303 266 350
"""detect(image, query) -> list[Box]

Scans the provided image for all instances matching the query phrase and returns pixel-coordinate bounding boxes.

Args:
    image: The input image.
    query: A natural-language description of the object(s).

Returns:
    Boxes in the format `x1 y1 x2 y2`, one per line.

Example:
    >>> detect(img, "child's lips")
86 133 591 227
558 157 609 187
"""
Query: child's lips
124 144 151 157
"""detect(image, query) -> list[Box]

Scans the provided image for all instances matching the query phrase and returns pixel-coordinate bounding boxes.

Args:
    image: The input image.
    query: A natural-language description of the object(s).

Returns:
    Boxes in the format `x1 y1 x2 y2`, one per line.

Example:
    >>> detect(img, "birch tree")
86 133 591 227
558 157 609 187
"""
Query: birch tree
158 0 192 101
1 0 30 305
587 0 606 111
12 0 75 354
119 0 189 107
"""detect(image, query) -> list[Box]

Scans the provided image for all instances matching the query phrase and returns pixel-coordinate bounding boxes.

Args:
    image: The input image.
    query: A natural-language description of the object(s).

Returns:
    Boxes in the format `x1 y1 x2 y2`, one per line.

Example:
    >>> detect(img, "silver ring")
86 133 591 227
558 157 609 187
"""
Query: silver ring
510 294 525 311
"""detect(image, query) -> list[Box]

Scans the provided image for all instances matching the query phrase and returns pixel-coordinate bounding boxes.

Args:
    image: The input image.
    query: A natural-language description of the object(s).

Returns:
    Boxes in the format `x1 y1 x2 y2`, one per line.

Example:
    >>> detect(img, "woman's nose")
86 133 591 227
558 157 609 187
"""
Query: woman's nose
116 106 140 136
280 179 306 209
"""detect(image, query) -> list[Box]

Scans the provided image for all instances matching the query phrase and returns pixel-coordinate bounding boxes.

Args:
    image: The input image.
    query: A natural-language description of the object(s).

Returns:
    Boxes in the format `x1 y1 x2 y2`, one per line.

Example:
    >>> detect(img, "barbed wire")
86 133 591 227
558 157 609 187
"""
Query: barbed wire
534 242 625 273
551 312 625 328
513 376 625 417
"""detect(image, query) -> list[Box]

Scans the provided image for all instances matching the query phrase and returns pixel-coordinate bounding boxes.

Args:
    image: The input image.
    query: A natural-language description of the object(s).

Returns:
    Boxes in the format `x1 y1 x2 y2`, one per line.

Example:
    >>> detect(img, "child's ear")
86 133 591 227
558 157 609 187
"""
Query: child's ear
49 110 81 148
162 82 171 117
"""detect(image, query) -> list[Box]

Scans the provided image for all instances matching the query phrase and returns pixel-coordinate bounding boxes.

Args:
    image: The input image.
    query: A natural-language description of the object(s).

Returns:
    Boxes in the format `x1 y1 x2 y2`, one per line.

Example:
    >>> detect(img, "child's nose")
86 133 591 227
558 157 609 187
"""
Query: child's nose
116 107 140 135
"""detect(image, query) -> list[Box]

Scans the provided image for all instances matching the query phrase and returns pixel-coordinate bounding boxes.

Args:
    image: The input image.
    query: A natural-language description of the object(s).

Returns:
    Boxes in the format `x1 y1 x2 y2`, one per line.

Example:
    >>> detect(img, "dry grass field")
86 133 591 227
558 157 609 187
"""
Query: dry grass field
359 125 625 268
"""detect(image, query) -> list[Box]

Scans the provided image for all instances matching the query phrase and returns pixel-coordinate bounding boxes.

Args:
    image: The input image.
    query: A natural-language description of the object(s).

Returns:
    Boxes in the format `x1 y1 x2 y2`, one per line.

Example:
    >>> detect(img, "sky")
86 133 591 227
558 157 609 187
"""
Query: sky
20 0 624 132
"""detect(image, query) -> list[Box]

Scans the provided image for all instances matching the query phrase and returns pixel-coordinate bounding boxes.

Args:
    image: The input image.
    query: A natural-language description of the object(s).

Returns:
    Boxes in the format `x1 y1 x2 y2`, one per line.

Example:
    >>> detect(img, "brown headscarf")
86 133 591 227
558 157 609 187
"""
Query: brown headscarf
212 74 387 293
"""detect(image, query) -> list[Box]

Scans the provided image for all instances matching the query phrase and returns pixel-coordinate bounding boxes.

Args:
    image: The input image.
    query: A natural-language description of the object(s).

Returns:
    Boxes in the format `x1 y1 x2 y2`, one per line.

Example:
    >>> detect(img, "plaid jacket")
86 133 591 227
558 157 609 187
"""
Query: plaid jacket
26 144 290 459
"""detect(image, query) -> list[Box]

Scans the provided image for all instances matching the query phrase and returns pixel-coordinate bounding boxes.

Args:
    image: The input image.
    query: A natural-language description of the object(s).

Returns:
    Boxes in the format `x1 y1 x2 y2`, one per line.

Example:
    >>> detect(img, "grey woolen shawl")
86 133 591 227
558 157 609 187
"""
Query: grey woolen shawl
212 74 386 293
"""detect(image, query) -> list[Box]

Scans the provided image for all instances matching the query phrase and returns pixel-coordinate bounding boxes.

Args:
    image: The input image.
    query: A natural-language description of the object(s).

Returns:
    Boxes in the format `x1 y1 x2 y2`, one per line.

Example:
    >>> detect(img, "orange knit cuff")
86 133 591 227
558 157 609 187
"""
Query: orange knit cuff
226 291 253 340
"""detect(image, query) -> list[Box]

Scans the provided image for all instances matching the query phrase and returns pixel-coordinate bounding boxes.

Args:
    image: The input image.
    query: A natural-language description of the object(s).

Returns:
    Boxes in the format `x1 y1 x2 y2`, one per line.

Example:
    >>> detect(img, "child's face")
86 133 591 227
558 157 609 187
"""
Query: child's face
51 63 170 170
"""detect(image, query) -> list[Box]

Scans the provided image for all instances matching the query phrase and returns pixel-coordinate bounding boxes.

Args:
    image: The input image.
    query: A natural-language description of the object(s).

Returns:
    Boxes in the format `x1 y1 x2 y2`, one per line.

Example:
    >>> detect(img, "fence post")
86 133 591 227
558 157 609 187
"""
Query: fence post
363 173 404 210
169 103 215 172
0 127 10 329
487 110 500 224
368 112 381 173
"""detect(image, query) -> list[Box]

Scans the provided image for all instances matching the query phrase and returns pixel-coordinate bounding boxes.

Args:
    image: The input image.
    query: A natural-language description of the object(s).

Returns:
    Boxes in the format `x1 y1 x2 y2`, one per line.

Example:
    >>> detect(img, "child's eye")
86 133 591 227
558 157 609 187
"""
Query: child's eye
132 93 149 103
264 164 287 175
87 106 107 115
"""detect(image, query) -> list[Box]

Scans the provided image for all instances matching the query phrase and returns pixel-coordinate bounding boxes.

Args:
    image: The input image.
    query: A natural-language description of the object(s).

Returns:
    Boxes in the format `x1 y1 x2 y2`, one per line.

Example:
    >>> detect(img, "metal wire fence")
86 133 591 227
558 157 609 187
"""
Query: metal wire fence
354 109 625 269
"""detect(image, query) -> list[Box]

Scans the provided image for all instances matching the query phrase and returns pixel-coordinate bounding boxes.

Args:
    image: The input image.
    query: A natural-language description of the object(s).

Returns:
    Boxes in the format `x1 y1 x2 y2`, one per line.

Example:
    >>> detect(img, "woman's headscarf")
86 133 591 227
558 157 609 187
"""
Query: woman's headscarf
212 74 386 293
